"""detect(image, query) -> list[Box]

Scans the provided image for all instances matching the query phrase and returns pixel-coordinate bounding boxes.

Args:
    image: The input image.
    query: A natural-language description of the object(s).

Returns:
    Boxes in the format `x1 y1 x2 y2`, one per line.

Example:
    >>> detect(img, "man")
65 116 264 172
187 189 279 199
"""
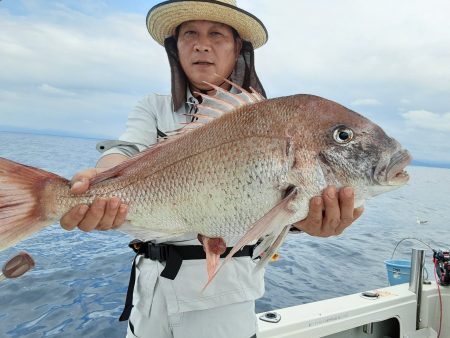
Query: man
60 1 364 337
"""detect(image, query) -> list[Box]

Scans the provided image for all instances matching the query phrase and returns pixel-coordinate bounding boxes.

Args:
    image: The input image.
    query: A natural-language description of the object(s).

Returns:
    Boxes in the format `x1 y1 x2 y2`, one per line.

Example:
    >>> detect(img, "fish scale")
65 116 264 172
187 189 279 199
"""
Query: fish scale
120 136 290 239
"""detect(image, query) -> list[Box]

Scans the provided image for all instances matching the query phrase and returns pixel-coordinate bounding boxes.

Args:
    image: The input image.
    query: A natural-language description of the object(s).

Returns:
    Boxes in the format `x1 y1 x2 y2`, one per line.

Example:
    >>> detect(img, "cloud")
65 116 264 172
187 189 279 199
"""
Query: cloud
350 98 382 106
402 110 450 132
241 0 450 97
0 5 168 93
39 84 76 96
0 0 449 165
239 0 450 164
0 2 168 138
400 99 412 105
0 87 139 138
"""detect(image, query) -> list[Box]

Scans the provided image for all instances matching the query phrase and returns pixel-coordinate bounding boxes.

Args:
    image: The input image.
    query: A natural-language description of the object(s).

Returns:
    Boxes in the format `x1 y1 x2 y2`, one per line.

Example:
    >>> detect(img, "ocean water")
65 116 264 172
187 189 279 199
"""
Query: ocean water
0 131 449 337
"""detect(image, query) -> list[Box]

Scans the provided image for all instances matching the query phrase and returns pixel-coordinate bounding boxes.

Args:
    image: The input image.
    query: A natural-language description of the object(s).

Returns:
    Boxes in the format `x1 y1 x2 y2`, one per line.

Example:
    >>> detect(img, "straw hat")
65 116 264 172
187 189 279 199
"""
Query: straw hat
146 0 268 49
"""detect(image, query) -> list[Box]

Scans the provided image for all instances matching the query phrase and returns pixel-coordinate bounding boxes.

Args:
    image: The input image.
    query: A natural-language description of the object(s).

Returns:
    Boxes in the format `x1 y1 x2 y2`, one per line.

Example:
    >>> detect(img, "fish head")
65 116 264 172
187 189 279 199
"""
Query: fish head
294 95 412 199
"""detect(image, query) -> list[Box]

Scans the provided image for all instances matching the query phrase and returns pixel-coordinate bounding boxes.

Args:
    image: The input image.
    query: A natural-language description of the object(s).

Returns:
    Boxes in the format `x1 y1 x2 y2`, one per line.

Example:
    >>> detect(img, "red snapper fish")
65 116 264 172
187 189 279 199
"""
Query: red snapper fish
0 81 411 285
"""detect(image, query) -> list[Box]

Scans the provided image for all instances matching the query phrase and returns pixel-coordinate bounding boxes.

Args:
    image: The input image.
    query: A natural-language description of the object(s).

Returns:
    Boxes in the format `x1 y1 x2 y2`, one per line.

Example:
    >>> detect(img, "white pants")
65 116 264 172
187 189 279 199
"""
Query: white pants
124 255 264 338
126 281 258 338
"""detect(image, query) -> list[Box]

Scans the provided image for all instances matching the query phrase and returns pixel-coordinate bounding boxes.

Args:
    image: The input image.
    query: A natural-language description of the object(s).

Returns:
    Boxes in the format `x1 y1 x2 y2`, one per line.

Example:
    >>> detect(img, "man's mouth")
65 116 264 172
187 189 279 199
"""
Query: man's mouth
193 61 214 65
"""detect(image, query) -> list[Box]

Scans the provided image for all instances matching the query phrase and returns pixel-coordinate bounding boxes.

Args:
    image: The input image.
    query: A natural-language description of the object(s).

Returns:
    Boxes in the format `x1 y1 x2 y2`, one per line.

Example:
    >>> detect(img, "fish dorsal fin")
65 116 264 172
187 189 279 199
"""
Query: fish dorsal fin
90 80 265 185
196 79 265 117
158 79 265 140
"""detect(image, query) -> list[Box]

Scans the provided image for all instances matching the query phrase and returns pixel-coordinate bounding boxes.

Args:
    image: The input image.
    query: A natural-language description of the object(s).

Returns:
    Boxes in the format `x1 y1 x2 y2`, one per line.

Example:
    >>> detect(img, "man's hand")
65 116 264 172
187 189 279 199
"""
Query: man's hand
60 168 128 232
293 186 364 237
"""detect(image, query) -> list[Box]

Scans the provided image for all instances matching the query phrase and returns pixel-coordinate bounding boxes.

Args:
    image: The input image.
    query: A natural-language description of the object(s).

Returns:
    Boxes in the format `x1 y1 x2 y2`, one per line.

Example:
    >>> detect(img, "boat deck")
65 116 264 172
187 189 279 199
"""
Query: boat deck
257 282 449 338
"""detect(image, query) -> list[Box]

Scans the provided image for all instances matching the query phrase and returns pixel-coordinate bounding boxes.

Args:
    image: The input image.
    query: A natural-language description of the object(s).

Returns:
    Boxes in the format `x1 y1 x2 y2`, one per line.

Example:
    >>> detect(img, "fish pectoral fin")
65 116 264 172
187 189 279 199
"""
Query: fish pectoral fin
252 222 291 260
252 233 275 259
202 187 299 290
254 224 292 270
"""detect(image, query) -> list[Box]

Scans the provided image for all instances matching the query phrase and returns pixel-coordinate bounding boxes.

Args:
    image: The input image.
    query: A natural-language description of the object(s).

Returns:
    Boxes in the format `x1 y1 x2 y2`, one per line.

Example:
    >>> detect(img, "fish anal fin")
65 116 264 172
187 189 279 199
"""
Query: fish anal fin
198 236 226 281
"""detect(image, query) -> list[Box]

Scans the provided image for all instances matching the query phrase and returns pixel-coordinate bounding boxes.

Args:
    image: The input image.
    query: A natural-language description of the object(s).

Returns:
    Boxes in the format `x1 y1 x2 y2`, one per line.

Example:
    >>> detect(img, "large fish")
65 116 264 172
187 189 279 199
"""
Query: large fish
0 81 411 284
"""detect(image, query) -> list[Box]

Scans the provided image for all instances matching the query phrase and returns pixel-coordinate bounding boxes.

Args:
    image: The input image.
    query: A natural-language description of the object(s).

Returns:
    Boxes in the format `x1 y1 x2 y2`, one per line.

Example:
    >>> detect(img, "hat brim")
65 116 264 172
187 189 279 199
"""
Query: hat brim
147 0 268 49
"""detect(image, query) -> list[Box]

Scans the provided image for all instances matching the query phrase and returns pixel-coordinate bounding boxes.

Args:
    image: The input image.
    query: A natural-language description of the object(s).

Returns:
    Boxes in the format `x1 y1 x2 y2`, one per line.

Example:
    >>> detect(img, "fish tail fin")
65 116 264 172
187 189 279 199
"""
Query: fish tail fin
0 157 68 250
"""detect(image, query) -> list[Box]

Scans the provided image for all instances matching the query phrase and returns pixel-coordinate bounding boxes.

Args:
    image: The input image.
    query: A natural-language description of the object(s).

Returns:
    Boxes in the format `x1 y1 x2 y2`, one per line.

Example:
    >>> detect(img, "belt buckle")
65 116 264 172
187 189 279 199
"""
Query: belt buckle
157 244 169 262
148 243 169 262
128 239 143 253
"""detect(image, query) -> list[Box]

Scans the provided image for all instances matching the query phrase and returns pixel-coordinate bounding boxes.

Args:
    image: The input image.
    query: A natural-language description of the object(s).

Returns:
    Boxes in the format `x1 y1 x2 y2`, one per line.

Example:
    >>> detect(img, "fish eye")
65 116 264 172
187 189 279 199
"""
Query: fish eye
333 127 354 144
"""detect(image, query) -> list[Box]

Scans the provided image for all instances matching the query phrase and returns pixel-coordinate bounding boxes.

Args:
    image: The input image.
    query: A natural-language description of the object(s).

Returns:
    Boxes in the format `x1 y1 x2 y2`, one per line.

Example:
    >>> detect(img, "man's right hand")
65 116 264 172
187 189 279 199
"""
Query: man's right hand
60 167 128 232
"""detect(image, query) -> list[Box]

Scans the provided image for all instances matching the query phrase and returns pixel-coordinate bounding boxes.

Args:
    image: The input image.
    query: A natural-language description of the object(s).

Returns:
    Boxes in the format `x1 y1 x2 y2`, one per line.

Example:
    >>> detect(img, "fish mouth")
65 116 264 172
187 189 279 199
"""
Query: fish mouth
375 149 412 186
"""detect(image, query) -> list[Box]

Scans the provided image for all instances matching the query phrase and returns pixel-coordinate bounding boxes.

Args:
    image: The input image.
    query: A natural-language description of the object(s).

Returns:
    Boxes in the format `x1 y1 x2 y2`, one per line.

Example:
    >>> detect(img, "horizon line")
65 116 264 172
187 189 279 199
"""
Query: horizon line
1 128 449 169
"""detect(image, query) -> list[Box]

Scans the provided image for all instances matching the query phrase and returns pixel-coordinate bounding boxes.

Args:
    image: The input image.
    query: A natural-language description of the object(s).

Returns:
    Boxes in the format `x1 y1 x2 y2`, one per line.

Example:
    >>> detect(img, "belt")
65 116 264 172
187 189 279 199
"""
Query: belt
119 239 257 322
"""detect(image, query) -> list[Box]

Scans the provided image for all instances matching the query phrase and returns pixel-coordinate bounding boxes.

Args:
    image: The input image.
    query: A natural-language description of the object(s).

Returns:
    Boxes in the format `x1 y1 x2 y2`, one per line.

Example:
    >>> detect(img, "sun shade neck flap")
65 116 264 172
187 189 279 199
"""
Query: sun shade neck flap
164 37 267 112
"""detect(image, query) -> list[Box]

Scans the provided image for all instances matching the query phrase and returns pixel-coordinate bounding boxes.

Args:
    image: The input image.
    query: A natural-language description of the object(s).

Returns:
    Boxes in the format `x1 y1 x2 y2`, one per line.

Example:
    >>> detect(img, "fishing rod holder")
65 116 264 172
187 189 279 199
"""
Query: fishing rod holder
408 248 425 330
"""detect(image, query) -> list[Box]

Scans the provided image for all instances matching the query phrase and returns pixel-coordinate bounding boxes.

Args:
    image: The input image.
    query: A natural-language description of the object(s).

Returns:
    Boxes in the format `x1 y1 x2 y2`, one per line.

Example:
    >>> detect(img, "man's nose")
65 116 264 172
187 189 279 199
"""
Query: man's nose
194 36 211 52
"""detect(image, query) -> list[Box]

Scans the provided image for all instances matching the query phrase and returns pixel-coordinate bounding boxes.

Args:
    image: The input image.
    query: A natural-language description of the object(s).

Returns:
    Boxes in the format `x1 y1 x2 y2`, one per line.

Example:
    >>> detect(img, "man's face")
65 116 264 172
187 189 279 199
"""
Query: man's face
177 20 242 92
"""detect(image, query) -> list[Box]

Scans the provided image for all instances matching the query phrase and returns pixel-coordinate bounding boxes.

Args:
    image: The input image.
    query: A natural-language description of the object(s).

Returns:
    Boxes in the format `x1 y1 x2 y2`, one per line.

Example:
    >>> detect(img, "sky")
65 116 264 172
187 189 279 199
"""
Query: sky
0 0 449 166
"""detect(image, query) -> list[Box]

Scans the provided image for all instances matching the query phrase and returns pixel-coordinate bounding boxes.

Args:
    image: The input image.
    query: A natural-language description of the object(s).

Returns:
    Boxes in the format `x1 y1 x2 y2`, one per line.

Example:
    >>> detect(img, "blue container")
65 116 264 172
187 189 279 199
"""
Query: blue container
384 259 411 285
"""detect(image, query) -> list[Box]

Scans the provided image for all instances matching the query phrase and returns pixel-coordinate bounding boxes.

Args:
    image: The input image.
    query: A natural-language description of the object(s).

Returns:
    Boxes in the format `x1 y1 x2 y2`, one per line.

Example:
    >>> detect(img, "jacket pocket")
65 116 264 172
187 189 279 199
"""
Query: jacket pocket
160 257 265 314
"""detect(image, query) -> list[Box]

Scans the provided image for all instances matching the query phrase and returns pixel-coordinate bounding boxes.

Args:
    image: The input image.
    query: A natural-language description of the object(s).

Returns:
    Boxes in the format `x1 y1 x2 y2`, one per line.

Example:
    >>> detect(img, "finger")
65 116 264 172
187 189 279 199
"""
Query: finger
97 198 121 230
322 186 340 233
335 206 365 236
71 168 98 183
353 206 364 221
70 168 98 194
112 204 128 229
60 205 89 231
70 178 90 194
295 196 323 236
337 187 355 227
335 192 365 235
78 198 107 232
